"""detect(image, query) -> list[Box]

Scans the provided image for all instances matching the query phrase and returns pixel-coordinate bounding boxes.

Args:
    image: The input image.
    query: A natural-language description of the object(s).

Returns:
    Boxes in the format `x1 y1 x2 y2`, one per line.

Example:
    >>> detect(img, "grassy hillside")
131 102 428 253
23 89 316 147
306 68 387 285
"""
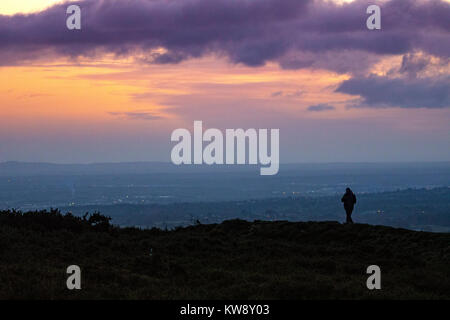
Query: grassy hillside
0 209 449 299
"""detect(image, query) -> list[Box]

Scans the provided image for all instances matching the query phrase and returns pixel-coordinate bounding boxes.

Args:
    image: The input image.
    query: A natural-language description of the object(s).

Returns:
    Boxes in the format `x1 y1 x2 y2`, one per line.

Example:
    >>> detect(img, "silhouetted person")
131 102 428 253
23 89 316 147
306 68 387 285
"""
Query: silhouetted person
341 187 356 224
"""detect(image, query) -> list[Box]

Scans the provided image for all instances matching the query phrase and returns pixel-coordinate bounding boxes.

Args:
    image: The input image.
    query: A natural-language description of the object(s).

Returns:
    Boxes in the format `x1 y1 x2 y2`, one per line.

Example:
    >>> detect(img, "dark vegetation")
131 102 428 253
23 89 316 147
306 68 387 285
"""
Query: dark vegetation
0 209 449 299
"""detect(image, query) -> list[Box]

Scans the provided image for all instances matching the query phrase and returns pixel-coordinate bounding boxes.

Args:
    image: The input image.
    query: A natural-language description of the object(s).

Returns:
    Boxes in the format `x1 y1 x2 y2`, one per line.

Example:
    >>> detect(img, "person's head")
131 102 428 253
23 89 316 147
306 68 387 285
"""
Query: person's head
346 187 351 193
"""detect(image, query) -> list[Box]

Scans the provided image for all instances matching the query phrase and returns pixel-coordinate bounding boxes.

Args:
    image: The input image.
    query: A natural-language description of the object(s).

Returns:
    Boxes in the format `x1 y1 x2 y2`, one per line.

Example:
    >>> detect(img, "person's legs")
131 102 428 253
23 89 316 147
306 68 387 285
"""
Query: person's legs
345 207 353 224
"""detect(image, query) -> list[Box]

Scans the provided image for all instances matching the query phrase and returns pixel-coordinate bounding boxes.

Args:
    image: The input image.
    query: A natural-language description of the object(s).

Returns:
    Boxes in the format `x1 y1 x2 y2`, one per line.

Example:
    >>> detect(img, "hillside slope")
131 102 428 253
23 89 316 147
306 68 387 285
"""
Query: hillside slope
0 209 449 299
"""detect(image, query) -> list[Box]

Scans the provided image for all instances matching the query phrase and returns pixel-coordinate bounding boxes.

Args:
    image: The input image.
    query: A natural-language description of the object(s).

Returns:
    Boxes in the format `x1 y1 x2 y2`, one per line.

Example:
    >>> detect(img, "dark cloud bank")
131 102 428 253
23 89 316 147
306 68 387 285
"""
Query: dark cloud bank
1 0 449 109
337 75 450 109
1 0 449 68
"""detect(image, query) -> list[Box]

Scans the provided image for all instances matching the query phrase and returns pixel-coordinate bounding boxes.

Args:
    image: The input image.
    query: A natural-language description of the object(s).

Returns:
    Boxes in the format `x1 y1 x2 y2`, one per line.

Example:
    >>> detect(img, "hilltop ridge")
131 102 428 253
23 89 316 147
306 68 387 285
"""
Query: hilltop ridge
0 209 449 299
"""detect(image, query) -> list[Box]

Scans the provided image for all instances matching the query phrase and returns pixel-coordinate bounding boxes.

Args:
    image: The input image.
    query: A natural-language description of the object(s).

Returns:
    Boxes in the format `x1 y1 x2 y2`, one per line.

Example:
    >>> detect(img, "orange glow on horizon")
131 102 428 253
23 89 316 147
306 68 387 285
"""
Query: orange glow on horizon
0 55 357 133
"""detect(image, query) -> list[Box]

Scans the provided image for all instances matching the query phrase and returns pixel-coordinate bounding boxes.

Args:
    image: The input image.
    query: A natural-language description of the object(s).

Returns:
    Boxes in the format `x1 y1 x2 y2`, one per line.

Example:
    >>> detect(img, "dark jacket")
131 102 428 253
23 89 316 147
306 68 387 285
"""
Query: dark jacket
341 191 356 209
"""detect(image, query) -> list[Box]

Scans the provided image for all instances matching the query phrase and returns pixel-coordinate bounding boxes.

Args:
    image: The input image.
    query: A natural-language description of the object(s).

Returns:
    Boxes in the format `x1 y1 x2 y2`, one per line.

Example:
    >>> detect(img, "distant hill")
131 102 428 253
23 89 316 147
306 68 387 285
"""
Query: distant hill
2 160 450 176
0 161 176 176
0 209 449 299
0 161 261 176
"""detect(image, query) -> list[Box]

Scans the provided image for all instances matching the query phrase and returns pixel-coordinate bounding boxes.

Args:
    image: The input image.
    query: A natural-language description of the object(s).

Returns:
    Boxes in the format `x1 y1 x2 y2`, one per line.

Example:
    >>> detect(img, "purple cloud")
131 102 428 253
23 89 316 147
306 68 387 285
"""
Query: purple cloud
271 91 283 97
0 0 448 73
307 104 335 112
108 111 163 120
336 75 450 108
271 89 303 98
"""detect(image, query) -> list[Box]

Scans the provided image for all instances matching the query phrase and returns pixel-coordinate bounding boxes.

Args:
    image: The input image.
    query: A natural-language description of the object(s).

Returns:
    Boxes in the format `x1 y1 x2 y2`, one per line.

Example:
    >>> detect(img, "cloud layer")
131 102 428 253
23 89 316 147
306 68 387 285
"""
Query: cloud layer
337 75 450 108
108 111 163 120
307 104 336 112
0 0 449 73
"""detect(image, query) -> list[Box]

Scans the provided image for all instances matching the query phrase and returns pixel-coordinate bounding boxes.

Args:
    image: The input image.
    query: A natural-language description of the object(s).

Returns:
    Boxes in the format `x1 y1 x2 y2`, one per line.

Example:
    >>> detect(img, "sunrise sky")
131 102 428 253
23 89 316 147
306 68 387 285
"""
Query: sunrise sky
0 0 449 163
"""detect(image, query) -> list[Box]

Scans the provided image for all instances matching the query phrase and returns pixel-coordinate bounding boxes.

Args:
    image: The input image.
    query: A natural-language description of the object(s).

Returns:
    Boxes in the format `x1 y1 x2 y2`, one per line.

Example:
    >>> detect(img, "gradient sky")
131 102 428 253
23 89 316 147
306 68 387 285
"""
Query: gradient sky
0 0 449 163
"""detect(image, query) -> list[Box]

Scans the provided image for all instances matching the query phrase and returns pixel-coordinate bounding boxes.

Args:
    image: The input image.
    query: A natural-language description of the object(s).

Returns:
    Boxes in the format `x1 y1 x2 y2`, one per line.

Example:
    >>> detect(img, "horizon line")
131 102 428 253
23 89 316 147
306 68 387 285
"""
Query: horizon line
2 160 450 166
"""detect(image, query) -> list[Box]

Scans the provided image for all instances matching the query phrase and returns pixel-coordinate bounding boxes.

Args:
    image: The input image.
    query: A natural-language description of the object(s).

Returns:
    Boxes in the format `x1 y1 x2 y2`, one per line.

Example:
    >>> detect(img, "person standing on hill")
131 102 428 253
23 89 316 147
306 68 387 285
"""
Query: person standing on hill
341 188 357 224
